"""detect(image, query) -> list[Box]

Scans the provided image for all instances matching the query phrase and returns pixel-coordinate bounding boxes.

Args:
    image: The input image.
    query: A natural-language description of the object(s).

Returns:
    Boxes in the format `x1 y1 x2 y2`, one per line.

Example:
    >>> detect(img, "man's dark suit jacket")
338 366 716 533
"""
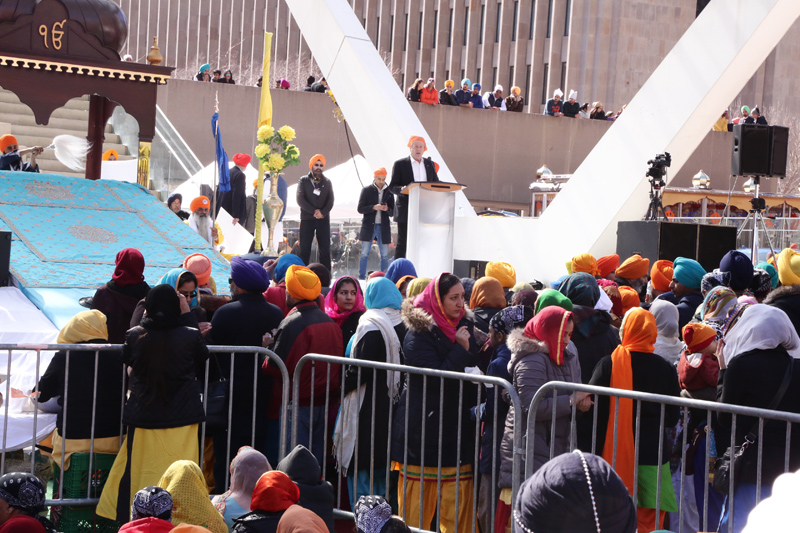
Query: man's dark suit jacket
387 156 439 223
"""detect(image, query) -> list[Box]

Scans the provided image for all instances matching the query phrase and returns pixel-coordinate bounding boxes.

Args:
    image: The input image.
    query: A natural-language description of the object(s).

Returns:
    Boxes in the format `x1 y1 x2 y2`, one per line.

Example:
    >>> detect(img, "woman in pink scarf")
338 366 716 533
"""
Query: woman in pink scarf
324 276 366 352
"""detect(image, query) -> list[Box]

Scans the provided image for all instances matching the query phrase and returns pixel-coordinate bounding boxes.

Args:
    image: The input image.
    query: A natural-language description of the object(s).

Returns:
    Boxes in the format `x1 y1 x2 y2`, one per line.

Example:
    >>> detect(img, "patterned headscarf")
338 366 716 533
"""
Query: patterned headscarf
489 305 527 335
558 273 601 307
700 286 737 325
0 473 47 514
354 495 393 533
132 486 173 521
700 269 732 296
751 268 773 297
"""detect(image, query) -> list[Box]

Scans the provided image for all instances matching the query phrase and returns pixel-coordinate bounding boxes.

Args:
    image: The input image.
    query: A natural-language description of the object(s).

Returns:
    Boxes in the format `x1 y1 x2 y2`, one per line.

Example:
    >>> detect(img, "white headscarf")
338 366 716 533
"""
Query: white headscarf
649 300 683 365
722 304 800 366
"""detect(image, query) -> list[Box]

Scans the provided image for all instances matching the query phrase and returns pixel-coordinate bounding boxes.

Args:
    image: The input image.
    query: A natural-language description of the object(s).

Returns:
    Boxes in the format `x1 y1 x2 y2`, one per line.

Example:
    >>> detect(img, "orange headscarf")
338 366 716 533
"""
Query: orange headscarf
683 323 716 353
0 134 18 152
650 260 674 292
616 254 650 280
571 253 600 277
602 308 657 496
308 154 326 170
407 136 427 150
102 149 119 161
618 286 641 315
469 276 507 309
597 254 620 278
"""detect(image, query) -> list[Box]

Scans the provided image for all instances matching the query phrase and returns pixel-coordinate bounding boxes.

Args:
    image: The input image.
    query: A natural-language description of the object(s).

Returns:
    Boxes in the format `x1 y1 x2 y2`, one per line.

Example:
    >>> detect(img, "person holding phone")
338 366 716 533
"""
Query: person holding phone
357 167 395 279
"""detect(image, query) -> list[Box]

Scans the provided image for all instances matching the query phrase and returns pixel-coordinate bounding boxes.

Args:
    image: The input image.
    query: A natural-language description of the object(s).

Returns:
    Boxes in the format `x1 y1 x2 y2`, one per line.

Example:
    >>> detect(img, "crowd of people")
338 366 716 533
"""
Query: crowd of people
21 227 800 533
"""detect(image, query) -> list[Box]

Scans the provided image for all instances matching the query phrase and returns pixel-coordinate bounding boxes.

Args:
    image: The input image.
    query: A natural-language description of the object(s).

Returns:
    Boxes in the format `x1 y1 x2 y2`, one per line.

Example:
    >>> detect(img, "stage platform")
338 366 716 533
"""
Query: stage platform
0 171 230 330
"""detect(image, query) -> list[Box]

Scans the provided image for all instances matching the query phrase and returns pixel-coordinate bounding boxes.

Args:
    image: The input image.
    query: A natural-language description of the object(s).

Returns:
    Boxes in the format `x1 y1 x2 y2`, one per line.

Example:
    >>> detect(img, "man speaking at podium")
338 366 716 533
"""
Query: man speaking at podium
388 136 439 259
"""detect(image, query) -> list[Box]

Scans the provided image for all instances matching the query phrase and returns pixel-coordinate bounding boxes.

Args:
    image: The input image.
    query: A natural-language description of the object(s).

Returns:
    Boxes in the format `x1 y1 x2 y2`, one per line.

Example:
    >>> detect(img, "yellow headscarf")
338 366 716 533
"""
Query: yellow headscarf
406 277 431 299
485 261 516 288
157 461 228 533
57 310 108 344
778 248 800 286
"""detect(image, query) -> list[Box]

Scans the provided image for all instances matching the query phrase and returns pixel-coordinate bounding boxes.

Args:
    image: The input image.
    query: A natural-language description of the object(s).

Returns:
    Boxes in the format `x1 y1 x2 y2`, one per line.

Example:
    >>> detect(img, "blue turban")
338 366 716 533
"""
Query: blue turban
719 250 754 291
472 83 481 90
199 63 210 73
230 256 270 293
461 78 471 87
385 258 417 284
673 257 706 290
550 275 569 290
558 272 601 307
365 277 403 310
756 261 779 289
274 254 304 282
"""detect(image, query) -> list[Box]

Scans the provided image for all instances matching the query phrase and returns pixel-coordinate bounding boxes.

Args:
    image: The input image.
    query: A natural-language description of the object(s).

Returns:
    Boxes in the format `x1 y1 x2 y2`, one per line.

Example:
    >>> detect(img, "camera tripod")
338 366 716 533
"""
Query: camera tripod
644 179 669 221
736 176 777 264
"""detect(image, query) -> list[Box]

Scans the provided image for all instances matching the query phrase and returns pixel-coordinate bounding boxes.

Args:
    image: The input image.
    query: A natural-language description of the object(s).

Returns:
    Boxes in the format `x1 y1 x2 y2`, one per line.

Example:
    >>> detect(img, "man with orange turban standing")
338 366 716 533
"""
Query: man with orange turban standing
297 155 334 271
388 136 439 259
357 167 395 279
0 134 43 172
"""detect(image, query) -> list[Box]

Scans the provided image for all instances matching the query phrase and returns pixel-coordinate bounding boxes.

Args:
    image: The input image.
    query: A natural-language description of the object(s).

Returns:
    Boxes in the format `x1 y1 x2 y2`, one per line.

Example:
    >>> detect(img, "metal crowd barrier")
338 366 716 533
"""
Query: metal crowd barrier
292 353 523 533
526 381 800 533
0 344 289 509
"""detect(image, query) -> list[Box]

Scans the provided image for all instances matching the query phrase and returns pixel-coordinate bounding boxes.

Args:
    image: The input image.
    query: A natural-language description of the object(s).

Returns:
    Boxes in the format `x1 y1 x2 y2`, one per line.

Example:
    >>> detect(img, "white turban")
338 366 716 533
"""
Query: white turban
553 88 564 98
569 90 578 100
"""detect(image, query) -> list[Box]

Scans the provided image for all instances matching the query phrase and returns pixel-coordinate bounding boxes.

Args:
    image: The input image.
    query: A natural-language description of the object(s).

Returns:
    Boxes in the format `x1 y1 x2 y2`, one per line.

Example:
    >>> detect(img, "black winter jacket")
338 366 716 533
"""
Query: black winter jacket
122 325 209 429
439 89 458 106
276 446 335 532
357 183 395 244
296 173 334 221
765 284 800 335
232 511 283 533
38 341 124 439
343 322 408 470
91 281 150 344
391 300 479 468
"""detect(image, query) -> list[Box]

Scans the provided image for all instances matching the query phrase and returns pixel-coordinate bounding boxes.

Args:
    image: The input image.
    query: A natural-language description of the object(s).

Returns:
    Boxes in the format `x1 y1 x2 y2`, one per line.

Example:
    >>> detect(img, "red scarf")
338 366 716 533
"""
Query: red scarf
414 274 464 342
523 306 572 365
112 248 145 287
251 471 299 513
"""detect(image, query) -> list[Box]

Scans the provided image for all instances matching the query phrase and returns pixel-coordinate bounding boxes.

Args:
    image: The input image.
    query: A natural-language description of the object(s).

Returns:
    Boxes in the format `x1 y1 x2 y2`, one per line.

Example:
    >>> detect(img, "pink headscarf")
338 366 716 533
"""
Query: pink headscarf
413 273 464 343
324 276 366 326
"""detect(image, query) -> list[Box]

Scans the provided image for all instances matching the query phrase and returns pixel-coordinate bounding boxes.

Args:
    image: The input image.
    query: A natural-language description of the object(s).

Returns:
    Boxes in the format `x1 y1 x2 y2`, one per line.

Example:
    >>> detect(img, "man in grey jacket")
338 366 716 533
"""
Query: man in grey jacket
296 154 334 271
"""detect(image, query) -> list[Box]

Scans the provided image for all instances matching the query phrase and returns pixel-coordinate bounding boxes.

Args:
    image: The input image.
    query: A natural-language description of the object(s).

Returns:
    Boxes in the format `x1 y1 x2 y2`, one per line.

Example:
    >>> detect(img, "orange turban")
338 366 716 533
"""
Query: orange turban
485 261 516 288
285 265 321 301
597 254 619 278
190 196 210 212
618 286 641 315
434 162 440 173
183 253 212 286
616 254 650 280
683 322 716 353
571 253 599 277
650 260 674 292
0 134 17 152
407 136 427 150
309 154 326 170
102 149 119 161
374 167 387 177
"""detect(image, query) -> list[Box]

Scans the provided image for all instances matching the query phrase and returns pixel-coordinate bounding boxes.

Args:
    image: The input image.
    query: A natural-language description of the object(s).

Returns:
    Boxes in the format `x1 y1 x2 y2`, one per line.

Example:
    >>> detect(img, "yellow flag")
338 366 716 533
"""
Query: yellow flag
254 32 273 252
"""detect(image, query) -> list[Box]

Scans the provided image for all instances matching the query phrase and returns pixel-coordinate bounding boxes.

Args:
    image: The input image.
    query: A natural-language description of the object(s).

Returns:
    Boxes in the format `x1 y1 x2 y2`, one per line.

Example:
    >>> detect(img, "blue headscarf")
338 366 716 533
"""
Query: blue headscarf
550 275 569 290
756 262 779 289
719 250 753 291
673 257 706 290
385 259 417 284
558 272 601 307
274 254 304 282
365 277 403 310
158 268 198 308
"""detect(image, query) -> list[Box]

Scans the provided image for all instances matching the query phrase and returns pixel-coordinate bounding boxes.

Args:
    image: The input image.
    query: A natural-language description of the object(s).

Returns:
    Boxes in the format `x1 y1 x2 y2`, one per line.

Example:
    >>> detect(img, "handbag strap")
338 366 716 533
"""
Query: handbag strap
743 357 793 444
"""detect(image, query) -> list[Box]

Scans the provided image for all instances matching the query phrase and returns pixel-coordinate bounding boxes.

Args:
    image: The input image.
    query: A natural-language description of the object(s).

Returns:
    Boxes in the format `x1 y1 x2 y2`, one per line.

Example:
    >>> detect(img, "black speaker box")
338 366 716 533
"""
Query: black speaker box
616 221 737 273
0 231 9 287
453 259 488 279
731 124 771 176
769 126 789 177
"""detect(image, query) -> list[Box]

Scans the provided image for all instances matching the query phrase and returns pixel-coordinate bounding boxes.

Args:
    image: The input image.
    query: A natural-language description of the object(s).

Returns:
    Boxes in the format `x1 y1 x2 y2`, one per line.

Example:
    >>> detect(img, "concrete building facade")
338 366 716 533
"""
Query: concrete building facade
116 0 800 116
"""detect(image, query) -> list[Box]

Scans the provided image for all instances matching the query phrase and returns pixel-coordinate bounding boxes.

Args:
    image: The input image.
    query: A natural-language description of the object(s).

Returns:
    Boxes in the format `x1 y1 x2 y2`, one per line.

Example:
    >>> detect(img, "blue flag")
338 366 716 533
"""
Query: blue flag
211 112 231 193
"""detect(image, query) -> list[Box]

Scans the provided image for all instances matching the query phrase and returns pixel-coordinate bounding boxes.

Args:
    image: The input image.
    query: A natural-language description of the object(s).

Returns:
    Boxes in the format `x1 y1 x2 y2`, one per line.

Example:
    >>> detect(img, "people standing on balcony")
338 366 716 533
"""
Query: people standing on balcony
578 102 590 118
387 137 439 259
357 168 394 279
469 83 485 109
296 154 334 272
439 80 458 106
590 101 606 119
303 76 316 91
505 86 524 112
420 78 438 105
741 105 753 124
545 89 564 116
212 69 222 82
280 79 291 90
220 70 236 84
310 77 328 93
713 109 729 131
455 78 473 107
751 106 768 125
406 78 423 102
195 64 210 81
484 85 506 110
563 91 580 117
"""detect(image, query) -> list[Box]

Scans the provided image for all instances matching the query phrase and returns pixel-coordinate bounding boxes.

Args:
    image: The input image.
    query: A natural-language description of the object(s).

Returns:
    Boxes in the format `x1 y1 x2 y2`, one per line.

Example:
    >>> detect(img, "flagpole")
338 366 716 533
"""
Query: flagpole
254 32 273 253
212 92 219 225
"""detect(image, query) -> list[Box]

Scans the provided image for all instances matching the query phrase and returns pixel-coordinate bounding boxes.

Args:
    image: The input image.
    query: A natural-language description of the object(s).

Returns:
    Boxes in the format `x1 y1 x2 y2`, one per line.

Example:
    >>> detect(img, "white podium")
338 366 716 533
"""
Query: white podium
403 182 466 278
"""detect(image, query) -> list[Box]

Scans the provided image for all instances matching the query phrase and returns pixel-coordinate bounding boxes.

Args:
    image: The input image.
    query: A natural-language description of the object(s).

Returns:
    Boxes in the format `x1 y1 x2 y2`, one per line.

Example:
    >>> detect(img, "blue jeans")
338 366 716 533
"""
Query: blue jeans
718 482 772 533
348 468 388 509
359 223 390 279
282 403 327 467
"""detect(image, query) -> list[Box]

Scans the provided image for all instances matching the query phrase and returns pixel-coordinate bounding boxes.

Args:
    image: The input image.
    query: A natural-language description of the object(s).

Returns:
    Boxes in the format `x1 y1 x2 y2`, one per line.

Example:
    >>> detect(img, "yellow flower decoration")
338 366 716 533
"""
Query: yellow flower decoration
267 153 285 172
277 125 296 142
285 144 298 155
254 144 269 158
257 125 275 142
